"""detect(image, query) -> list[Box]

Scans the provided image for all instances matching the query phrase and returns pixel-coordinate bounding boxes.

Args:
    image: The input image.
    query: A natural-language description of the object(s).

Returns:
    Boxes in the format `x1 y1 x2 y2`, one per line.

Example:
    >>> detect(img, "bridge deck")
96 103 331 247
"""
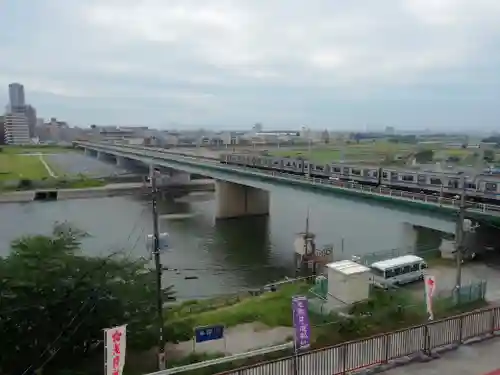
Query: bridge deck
76 142 500 220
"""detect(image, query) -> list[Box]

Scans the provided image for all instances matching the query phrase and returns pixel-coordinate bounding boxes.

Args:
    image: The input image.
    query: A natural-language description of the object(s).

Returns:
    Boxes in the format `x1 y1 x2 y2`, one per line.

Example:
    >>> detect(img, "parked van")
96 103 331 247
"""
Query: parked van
370 255 427 288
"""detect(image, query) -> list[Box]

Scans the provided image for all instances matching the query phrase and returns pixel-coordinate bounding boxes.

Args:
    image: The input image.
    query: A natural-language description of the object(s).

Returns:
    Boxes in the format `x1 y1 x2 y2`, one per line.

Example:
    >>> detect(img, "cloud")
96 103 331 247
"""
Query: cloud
0 0 499 129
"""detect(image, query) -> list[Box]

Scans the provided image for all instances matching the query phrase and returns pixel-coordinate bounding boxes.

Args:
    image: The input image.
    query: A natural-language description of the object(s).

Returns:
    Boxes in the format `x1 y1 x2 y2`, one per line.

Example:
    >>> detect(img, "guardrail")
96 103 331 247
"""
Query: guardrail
208 306 500 375
146 342 294 375
75 142 500 217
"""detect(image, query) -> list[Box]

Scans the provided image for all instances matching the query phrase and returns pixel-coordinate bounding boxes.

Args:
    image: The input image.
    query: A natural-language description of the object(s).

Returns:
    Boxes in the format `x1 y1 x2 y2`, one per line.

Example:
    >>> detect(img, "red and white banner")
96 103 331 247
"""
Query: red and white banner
424 275 436 321
104 325 127 375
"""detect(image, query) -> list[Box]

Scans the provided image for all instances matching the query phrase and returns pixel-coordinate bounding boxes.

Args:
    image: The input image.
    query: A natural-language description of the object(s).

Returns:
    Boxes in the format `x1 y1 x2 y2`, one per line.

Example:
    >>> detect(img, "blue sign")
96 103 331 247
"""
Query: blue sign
194 325 224 343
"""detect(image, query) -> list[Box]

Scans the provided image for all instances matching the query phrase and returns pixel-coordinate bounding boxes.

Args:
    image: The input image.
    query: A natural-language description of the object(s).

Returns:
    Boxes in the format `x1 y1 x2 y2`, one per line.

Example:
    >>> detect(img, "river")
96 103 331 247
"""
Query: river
0 180 456 299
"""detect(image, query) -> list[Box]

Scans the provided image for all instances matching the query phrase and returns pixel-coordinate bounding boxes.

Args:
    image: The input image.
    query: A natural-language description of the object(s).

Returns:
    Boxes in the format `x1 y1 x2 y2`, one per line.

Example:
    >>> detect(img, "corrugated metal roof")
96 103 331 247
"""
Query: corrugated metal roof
326 260 370 275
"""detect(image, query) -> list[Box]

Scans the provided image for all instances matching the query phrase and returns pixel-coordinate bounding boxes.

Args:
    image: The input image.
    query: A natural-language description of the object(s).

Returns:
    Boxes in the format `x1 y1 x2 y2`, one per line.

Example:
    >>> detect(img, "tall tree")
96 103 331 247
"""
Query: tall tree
0 223 174 375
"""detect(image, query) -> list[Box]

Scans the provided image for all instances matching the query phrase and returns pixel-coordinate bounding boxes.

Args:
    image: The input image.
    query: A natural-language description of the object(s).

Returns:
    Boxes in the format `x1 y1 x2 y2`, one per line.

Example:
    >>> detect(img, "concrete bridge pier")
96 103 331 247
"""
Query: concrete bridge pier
97 151 114 162
215 181 269 219
399 222 418 253
116 156 132 169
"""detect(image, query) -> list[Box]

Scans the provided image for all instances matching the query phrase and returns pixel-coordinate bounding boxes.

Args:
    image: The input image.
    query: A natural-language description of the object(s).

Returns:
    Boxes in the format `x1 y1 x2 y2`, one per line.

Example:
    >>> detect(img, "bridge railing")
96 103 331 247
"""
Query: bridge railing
76 142 500 216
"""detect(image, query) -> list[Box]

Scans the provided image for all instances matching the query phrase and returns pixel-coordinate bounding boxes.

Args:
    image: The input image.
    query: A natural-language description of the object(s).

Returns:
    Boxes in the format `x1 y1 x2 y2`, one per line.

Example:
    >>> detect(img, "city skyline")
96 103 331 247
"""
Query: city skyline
0 0 499 130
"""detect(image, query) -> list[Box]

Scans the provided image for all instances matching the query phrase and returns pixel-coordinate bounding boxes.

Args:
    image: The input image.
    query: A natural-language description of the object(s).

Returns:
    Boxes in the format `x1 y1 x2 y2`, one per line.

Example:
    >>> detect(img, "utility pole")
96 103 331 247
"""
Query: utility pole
150 169 166 370
455 173 467 292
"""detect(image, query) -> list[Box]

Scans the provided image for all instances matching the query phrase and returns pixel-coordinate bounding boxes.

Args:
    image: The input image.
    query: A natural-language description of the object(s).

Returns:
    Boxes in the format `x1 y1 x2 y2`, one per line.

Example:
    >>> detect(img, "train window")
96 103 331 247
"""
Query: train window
316 165 324 171
466 183 476 189
352 169 361 176
390 172 398 180
373 171 378 178
333 167 341 173
448 179 459 188
417 175 426 183
402 175 414 182
485 183 498 192
430 178 442 185
343 167 350 175
382 171 388 179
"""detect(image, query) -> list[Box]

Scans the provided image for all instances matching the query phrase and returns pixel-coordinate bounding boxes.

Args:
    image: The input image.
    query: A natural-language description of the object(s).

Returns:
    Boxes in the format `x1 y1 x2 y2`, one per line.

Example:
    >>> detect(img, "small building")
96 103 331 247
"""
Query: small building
326 260 372 306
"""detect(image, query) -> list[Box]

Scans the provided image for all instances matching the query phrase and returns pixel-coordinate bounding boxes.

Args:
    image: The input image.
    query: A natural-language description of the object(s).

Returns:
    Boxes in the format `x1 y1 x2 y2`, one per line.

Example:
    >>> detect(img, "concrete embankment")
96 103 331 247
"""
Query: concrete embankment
0 180 214 203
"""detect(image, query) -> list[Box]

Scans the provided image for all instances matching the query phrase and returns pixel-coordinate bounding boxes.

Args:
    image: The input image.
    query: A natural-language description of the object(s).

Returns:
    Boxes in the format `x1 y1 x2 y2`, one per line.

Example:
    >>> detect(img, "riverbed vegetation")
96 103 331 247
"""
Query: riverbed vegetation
0 146 105 190
267 139 496 166
0 225 175 375
1 144 75 154
165 282 310 342
0 151 50 181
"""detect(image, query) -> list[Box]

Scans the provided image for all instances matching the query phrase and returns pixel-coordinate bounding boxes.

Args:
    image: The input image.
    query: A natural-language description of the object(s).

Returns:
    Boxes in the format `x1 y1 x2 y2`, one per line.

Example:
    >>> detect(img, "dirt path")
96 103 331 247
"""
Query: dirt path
166 322 294 359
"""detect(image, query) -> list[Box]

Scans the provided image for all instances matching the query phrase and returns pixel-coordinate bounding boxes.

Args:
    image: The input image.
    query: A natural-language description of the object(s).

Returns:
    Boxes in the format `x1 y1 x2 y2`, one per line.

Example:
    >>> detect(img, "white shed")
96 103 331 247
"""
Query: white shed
326 260 372 305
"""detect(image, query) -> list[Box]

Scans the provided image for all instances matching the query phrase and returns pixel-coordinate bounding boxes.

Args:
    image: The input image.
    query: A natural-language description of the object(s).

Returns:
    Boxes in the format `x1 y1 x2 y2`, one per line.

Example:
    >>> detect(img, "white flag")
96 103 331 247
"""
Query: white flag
424 276 436 321
104 325 127 375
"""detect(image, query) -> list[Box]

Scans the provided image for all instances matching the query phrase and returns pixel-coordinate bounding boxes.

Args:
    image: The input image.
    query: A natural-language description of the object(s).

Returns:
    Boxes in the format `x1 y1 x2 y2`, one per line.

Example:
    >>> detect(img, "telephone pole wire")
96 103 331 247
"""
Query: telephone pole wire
150 169 166 370
455 172 467 291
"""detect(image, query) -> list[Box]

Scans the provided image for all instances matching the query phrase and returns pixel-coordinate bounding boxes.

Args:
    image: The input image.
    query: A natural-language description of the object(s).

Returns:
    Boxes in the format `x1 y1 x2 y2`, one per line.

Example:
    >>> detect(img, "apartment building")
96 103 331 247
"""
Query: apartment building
4 112 30 145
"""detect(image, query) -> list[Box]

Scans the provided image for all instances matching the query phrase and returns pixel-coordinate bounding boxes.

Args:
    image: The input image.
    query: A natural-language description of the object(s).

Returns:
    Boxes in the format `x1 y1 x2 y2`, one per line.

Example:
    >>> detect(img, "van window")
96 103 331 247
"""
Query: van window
371 268 385 278
385 269 396 278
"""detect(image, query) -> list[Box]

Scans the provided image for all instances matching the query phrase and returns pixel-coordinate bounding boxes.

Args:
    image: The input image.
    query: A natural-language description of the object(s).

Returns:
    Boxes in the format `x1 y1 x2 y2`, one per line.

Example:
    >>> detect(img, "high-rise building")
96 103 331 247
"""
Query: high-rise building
4 112 30 145
8 83 25 110
25 105 37 138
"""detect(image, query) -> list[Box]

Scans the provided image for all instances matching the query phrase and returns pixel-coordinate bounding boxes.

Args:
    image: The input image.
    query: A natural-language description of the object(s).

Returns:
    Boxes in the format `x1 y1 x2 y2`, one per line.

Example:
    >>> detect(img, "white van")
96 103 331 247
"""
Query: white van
370 255 427 288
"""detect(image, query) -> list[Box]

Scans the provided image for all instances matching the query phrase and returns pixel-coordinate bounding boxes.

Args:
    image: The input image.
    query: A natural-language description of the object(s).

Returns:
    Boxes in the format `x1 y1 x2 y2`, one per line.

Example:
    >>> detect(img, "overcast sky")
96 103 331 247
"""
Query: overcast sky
0 0 499 130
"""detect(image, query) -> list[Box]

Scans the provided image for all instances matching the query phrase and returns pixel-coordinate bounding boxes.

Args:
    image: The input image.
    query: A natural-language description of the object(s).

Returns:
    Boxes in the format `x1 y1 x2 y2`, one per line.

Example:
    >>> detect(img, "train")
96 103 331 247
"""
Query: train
219 153 500 201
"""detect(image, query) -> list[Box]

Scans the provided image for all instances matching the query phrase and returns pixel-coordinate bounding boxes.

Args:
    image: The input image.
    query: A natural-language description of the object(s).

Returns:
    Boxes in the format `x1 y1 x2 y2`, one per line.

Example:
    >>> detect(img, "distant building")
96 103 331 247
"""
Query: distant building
8 83 25 109
25 105 37 138
385 126 395 135
0 116 5 145
4 112 30 144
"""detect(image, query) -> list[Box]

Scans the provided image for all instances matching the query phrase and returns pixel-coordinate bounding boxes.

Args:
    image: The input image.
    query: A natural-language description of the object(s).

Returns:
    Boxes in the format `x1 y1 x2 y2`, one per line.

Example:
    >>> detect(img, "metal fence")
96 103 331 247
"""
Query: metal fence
213 306 500 375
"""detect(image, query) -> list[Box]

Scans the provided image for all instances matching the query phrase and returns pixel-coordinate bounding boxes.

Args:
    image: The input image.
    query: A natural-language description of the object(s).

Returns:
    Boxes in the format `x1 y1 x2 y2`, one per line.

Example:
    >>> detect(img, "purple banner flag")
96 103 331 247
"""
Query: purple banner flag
292 296 311 350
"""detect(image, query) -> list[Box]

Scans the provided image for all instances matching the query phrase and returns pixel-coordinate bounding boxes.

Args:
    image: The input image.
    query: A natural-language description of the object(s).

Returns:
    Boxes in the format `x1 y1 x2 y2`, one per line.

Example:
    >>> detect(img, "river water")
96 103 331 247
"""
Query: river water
0 180 456 299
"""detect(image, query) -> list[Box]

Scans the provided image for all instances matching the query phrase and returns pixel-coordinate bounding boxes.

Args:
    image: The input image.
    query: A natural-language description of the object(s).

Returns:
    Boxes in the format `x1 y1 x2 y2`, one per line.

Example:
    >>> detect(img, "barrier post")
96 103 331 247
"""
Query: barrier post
423 325 431 356
490 309 497 335
382 333 390 364
458 315 464 344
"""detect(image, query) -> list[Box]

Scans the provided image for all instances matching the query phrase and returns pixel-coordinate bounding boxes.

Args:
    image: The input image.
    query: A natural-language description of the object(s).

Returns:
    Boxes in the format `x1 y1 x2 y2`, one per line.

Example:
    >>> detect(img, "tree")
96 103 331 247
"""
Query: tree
0 223 174 375
483 149 495 163
414 149 434 164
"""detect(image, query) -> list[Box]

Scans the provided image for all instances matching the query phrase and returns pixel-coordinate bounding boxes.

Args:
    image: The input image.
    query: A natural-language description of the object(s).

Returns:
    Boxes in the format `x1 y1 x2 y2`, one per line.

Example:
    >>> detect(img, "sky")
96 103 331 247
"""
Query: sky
0 0 499 130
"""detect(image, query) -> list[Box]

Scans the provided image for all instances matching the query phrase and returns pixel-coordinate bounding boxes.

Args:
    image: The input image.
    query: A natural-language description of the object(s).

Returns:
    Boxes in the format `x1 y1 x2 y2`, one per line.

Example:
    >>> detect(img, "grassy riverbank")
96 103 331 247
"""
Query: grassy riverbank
159 278 487 375
166 283 310 342
0 145 106 191
0 153 49 181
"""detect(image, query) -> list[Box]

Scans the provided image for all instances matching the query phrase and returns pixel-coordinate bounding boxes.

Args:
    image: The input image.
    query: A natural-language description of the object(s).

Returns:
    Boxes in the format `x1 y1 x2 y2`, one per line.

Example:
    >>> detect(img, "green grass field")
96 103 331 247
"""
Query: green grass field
0 153 49 181
270 141 416 163
1 145 75 155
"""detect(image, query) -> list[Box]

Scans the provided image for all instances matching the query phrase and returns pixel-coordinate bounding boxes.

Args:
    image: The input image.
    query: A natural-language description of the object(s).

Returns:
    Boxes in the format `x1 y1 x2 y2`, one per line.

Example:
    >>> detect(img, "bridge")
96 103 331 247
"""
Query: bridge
73 141 500 224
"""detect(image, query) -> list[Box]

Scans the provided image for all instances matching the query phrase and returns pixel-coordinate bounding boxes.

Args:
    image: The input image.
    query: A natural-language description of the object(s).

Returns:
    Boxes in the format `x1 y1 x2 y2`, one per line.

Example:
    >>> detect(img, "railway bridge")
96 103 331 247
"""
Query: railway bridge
73 142 500 228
